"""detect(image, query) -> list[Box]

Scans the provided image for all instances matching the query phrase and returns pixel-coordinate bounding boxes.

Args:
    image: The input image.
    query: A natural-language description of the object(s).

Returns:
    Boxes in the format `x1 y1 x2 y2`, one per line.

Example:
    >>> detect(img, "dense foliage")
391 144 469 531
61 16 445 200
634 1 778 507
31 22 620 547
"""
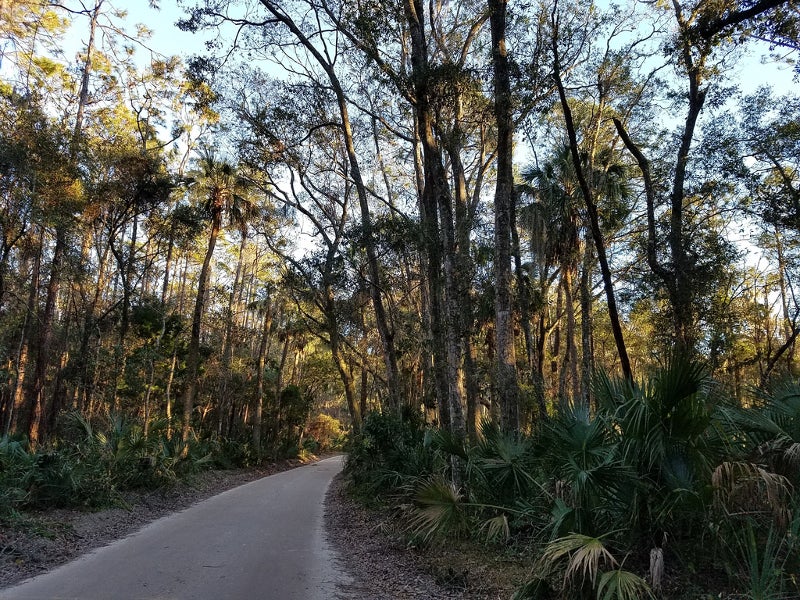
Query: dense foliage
346 361 800 598
1 0 799 594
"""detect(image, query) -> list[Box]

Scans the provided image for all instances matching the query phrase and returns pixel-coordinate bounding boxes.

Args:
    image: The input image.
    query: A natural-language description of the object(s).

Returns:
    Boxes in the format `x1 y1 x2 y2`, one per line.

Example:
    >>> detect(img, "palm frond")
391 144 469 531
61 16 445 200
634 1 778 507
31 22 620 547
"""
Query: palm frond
479 513 510 543
597 569 654 600
713 461 792 525
407 476 468 542
539 533 617 587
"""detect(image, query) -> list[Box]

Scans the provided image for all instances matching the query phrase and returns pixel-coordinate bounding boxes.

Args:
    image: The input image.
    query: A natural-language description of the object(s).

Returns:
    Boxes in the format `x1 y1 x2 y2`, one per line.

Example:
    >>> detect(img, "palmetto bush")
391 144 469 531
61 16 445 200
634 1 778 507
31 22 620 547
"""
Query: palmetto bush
467 420 540 503
536 405 636 540
347 360 800 597
0 435 35 516
741 379 800 486
0 412 220 513
345 409 444 497
591 355 748 547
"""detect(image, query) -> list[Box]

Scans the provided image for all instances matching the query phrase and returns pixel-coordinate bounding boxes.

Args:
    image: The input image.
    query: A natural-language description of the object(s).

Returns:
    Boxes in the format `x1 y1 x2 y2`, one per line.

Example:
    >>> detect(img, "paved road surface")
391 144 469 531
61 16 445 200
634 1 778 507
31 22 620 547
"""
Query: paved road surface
1 455 347 600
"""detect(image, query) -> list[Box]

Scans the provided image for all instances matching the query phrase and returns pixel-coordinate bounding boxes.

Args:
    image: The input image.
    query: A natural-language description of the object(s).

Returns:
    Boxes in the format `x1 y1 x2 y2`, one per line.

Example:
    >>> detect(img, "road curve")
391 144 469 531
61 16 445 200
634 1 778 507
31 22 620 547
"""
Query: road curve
1 455 348 600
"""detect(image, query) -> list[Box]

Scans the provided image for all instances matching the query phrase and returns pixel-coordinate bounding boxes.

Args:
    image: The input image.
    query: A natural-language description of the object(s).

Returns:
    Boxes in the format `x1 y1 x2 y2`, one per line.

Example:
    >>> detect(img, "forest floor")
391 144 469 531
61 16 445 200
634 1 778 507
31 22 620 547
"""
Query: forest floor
325 473 531 599
0 456 528 597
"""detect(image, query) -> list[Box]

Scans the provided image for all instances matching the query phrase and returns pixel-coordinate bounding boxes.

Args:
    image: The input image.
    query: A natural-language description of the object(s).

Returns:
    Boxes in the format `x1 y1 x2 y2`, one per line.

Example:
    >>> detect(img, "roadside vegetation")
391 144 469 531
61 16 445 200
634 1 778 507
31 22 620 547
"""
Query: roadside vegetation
0 407 344 522
345 357 800 599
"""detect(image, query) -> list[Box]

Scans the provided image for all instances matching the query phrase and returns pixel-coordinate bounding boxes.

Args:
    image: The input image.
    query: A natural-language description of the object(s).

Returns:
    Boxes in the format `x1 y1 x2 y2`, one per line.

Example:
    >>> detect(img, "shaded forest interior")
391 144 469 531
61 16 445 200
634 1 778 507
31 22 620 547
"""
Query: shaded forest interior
1 0 800 596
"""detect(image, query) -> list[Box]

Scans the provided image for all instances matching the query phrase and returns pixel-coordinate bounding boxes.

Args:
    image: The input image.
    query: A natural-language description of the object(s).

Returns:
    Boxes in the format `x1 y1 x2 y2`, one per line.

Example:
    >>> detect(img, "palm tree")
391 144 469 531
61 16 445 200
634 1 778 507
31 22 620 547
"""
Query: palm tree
523 147 582 407
180 148 254 442
520 145 631 407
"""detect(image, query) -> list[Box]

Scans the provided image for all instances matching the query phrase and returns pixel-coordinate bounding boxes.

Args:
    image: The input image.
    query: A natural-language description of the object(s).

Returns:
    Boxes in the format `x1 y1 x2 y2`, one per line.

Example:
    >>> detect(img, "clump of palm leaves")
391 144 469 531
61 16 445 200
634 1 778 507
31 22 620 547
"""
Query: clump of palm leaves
536 405 636 539
0 411 229 513
532 533 654 600
345 410 442 498
350 358 800 598
401 421 548 545
0 435 35 517
738 379 800 486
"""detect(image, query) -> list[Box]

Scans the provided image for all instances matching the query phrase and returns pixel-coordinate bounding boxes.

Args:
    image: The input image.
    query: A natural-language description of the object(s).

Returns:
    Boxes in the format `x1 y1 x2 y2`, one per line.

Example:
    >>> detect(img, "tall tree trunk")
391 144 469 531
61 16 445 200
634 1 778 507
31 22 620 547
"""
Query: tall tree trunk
181 207 221 442
8 235 40 436
773 225 796 370
26 228 65 445
76 235 111 410
325 290 361 435
404 0 463 434
412 133 438 423
489 0 520 432
551 7 632 380
252 302 273 456
512 201 546 422
447 98 478 440
579 236 594 407
218 231 247 436
558 264 579 405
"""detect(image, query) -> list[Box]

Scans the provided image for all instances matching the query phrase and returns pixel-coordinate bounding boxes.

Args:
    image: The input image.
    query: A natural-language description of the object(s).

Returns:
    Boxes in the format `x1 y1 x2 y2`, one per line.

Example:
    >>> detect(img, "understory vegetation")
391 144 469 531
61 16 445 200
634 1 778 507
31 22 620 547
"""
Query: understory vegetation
346 357 800 599
0 407 343 519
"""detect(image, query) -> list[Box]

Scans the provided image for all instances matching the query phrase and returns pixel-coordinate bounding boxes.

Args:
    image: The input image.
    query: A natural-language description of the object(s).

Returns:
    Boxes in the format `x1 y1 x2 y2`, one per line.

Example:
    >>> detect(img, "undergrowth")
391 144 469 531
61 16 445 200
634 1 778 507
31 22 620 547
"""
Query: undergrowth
0 411 271 518
344 358 800 599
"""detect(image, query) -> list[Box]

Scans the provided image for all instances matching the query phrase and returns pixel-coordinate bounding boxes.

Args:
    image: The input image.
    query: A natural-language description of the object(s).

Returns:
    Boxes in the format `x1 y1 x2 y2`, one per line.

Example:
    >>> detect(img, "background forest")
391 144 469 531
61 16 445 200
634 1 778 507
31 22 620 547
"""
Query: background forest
1 0 800 597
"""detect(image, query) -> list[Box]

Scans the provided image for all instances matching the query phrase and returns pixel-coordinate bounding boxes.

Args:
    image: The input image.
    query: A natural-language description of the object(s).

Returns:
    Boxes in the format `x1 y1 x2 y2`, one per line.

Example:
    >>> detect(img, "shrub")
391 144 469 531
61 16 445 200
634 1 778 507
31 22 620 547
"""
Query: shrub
305 414 344 452
345 409 437 496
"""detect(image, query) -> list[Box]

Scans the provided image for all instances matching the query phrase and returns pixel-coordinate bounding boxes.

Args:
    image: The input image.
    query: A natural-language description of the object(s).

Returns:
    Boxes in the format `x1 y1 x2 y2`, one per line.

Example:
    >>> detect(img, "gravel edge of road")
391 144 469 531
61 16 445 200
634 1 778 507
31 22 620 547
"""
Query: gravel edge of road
323 472 518 600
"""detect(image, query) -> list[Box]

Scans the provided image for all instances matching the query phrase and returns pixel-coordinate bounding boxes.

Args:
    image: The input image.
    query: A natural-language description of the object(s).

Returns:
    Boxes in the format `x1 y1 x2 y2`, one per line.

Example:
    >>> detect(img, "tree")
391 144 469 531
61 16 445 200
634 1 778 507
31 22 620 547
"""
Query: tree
179 0 404 412
180 149 253 442
488 0 521 432
613 0 798 353
549 0 632 380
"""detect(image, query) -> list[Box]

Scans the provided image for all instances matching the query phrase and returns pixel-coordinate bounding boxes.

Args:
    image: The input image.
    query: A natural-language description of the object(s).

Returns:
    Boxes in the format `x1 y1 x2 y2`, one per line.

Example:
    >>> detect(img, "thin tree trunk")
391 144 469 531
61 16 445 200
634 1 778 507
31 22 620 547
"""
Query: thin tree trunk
182 209 221 442
26 228 65 445
165 351 177 439
558 264 579 405
579 236 594 407
774 226 792 339
404 0 460 433
8 237 39 436
551 8 632 380
326 296 361 435
253 302 273 456
218 231 247 436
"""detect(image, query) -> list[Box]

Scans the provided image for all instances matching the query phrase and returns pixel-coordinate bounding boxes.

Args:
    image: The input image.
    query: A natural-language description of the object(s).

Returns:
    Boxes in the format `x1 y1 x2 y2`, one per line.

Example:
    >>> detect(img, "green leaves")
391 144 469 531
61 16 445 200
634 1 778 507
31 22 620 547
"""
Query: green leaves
596 569 653 600
407 476 468 542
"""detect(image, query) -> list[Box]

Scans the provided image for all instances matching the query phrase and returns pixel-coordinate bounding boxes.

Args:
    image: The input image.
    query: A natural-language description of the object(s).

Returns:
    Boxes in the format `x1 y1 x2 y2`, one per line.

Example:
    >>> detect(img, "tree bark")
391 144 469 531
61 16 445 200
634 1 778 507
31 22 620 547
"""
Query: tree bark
579 236 594 407
26 227 65 445
253 302 272 456
181 204 222 442
551 7 632 380
489 0 521 431
404 0 460 432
